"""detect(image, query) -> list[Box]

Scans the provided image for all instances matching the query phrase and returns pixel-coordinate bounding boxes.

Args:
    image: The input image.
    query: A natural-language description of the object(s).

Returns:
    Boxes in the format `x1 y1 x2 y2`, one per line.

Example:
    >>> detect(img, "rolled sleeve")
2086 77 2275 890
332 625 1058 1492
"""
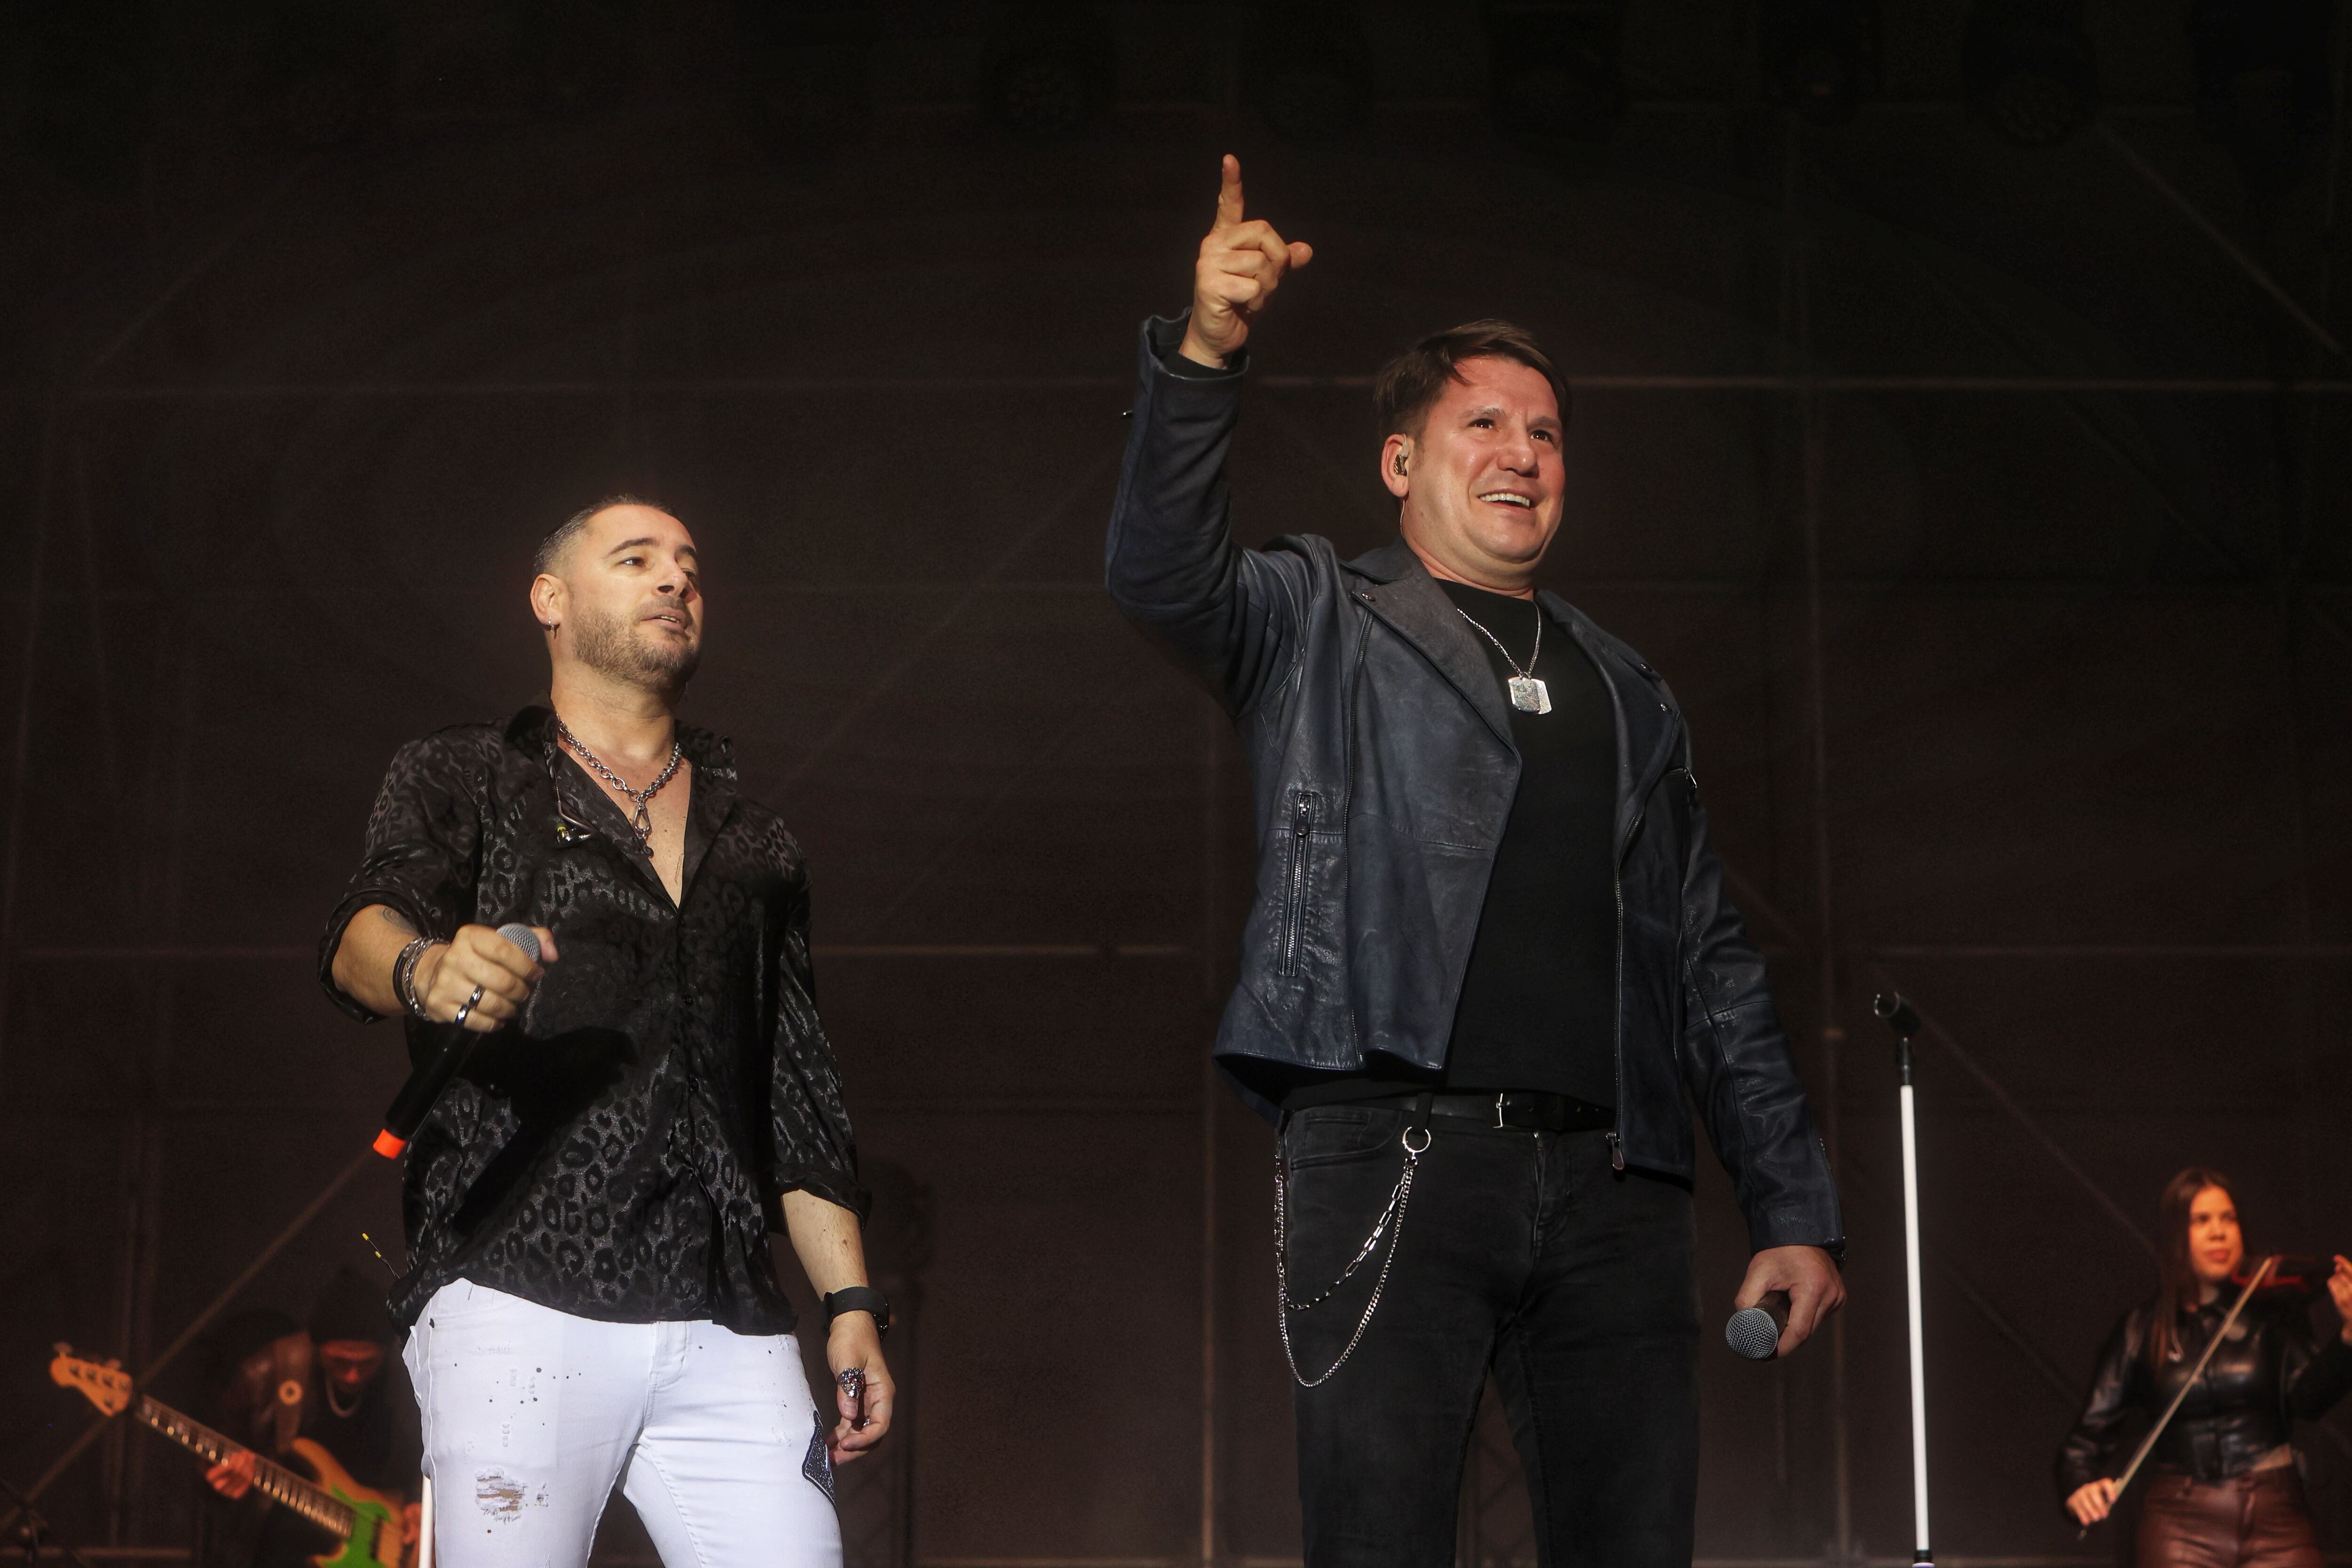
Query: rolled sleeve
317 735 484 1022
763 867 870 1222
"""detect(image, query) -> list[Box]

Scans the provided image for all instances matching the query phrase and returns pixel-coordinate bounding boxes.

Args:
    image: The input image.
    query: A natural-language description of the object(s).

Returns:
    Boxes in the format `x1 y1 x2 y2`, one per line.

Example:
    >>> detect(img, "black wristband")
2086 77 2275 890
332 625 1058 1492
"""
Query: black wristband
822 1286 891 1337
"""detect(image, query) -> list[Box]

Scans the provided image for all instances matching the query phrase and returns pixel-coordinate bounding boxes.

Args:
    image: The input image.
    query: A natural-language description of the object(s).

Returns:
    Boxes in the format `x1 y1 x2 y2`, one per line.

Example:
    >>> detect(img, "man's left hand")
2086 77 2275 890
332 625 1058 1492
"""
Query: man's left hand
1736 1245 1845 1356
825 1314 895 1465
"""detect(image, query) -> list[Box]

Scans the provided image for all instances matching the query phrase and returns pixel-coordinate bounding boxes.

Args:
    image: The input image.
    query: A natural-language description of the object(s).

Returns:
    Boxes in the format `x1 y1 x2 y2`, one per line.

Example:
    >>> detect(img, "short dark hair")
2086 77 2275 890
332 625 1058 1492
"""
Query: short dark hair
534 493 663 577
1372 319 1571 439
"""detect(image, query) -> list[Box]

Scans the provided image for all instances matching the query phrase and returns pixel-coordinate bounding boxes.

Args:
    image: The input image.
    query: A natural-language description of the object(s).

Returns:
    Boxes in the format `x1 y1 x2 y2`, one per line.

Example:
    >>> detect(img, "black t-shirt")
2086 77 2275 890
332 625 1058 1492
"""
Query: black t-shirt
1433 581 1619 1106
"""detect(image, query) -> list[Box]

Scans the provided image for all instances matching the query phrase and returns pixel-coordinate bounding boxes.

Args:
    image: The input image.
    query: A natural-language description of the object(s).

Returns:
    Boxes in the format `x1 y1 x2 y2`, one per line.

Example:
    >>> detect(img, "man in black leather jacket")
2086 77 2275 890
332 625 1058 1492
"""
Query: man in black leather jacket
1105 158 1845 1567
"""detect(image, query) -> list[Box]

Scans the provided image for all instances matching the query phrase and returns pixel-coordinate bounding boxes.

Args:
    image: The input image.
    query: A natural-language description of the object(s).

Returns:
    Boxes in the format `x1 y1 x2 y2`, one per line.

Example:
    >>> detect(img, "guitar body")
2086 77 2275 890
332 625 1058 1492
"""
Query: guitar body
283 1440 412 1568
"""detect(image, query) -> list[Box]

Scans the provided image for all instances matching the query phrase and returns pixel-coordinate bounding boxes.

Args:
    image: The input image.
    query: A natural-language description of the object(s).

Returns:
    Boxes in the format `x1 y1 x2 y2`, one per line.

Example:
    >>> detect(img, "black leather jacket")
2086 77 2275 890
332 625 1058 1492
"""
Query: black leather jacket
1104 315 1843 1257
2057 1296 2352 1494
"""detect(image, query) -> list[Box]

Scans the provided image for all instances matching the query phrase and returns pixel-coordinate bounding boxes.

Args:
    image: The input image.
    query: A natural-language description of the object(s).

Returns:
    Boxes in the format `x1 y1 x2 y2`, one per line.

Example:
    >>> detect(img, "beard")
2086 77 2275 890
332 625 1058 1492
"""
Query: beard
570 602 700 692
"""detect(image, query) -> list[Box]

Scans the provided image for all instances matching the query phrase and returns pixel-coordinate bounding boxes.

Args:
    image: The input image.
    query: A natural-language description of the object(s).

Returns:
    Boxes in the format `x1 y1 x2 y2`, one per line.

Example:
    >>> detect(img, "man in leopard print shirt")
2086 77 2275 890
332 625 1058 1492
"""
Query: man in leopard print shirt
320 498 886 1568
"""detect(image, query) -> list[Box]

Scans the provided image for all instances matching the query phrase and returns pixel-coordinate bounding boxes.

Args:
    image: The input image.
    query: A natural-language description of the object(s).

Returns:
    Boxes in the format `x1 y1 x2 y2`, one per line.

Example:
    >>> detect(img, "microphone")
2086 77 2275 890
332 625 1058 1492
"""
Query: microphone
1726 1290 1791 1361
372 924 540 1160
1873 991 1921 1039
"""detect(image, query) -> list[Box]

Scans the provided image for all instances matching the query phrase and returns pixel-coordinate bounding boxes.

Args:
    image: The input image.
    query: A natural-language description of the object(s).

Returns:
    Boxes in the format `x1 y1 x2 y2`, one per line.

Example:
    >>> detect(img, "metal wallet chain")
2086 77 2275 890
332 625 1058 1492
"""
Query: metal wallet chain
1273 1122 1432 1387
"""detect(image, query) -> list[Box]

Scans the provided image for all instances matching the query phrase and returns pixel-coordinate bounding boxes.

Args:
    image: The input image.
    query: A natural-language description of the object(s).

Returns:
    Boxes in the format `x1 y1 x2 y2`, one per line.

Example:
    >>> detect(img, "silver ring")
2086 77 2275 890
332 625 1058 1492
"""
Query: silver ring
452 984 485 1029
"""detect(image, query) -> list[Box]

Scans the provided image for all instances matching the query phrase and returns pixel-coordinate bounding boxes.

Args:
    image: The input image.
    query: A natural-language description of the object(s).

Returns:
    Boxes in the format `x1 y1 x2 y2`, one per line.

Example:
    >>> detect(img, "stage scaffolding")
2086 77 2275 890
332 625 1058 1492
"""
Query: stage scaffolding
4 90 2351 1568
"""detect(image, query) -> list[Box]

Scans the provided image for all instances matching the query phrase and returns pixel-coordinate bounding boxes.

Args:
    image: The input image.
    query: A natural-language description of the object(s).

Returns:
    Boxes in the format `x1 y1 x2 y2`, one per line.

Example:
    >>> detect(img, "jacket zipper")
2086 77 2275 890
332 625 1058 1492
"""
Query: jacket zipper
1608 860 1626 1172
1607 761 1689 1176
1281 793 1313 977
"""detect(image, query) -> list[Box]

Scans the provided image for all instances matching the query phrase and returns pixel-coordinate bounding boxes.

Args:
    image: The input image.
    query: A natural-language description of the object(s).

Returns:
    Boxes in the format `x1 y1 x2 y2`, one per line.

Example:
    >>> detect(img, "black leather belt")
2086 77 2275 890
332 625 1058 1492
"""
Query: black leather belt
1354 1090 1614 1133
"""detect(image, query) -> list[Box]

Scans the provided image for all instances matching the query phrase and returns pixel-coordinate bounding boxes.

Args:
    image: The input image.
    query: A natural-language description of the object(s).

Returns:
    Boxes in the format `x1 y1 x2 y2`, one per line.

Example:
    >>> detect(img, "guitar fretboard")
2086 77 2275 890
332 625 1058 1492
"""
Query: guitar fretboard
135 1397 355 1540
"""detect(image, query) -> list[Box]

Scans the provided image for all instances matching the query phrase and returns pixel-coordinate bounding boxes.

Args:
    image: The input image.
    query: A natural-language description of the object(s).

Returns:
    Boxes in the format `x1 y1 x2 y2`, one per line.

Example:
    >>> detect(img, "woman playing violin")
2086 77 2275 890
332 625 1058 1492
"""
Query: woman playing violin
2058 1167 2352 1565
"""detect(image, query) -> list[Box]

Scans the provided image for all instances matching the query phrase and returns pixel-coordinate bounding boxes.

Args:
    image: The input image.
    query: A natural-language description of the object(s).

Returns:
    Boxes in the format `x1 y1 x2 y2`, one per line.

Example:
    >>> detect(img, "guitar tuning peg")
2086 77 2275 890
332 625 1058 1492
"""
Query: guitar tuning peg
53 1342 71 1355
105 1358 122 1370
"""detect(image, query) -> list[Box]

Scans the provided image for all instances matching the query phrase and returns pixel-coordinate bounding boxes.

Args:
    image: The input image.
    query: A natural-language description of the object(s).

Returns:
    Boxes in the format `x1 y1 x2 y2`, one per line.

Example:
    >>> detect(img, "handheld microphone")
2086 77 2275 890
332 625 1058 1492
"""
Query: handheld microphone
1726 1290 1791 1361
372 924 540 1160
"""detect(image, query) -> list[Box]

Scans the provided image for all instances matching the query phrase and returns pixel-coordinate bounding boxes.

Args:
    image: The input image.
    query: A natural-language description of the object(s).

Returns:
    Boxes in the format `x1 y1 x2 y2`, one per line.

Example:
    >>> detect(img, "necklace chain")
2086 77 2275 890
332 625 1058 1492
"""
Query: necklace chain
556 719 682 846
1455 604 1541 679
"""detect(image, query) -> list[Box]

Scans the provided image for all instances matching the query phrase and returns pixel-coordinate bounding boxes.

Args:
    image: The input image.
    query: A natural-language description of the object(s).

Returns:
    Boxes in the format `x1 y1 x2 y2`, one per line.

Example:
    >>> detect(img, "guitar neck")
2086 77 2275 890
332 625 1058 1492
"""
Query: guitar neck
133 1396 355 1541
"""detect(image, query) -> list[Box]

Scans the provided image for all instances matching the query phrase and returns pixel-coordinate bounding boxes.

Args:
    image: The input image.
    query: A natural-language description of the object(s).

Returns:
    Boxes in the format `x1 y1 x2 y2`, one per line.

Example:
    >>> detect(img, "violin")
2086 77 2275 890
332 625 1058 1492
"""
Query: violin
2229 1254 2343 1304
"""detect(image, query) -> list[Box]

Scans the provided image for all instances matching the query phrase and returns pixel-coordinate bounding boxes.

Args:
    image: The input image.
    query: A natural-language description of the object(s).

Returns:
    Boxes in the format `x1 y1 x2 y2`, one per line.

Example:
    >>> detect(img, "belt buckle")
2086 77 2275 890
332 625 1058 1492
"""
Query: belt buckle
1494 1091 1507 1129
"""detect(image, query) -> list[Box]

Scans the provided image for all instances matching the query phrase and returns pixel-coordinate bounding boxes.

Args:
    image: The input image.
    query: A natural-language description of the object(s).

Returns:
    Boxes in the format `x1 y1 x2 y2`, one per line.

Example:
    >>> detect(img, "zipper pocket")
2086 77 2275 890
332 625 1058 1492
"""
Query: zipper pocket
1605 1131 1625 1171
1280 791 1317 978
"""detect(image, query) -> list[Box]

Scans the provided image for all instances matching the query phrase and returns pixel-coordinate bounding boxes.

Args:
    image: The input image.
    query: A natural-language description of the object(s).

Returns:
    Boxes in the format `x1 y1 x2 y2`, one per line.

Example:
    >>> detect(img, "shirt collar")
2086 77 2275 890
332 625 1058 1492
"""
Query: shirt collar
509 706 740 897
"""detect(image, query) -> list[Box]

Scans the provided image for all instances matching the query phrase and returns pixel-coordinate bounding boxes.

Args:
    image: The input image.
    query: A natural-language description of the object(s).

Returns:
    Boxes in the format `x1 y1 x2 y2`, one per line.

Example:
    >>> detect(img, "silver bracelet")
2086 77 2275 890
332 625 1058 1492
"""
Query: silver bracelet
394 935 440 1020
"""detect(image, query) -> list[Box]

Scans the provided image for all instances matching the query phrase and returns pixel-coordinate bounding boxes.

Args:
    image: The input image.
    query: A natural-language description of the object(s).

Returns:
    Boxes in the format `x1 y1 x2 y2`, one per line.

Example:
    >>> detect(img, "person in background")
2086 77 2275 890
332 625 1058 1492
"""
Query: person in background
2059 1167 2352 1567
201 1273 421 1567
191 1309 313 1568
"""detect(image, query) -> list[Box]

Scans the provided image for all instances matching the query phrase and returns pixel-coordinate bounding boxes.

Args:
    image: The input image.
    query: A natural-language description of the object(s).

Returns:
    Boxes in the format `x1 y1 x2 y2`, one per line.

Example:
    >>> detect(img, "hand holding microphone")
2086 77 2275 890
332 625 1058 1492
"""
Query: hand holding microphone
1726 1291 1791 1361
374 922 556 1158
1724 1244 1846 1360
413 922 557 1031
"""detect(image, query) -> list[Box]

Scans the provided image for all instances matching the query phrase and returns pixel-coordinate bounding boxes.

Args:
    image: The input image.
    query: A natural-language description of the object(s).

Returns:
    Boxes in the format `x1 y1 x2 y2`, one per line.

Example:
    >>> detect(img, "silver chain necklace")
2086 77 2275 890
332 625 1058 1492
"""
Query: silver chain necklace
556 718 682 845
323 1377 363 1419
1456 604 1552 713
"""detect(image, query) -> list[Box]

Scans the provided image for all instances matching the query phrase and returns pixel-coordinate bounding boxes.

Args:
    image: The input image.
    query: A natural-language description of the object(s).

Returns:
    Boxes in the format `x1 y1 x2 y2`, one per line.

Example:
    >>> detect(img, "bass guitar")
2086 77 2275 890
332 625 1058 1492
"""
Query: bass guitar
48 1345 413 1568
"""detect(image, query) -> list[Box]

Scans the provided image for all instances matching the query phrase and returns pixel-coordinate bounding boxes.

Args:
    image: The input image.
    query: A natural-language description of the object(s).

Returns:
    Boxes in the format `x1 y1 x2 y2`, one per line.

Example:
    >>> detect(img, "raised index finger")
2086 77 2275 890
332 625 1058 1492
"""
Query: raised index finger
1214 154 1244 230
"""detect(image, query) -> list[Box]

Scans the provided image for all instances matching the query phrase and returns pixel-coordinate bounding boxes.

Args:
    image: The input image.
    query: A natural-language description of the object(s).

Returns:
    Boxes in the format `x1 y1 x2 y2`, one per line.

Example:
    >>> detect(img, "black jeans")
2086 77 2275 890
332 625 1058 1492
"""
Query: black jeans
1281 1104 1700 1567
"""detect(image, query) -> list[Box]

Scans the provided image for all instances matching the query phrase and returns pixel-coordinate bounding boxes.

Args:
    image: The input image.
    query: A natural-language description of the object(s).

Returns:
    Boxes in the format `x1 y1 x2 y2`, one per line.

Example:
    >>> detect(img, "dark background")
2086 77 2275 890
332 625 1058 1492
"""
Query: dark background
3 1 2350 1564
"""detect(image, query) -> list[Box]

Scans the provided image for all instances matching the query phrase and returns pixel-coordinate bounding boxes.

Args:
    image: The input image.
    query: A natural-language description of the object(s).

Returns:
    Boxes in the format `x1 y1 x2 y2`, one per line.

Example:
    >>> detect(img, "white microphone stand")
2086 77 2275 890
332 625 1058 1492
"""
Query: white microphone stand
1875 993 1934 1568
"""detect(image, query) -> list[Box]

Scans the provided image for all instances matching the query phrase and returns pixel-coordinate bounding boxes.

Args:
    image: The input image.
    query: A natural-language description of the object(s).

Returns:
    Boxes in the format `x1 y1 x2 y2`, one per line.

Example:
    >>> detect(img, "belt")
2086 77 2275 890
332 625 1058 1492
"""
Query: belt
1354 1090 1614 1133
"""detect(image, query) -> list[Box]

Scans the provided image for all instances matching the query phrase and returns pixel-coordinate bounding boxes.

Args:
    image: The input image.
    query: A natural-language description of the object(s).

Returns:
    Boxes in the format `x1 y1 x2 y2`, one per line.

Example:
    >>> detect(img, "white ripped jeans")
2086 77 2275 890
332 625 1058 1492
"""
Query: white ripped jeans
401 1281 841 1568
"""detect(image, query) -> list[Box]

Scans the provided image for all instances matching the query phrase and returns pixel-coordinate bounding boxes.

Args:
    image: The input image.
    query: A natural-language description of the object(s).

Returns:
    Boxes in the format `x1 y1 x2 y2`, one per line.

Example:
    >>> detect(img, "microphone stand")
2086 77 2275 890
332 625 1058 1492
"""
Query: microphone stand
0 1476 93 1568
1874 993 1934 1568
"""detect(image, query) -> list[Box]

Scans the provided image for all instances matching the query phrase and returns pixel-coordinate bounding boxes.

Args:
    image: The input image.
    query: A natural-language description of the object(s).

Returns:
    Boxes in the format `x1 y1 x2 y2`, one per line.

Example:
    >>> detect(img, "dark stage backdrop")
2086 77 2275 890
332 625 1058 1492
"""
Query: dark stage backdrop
3 3 2350 1566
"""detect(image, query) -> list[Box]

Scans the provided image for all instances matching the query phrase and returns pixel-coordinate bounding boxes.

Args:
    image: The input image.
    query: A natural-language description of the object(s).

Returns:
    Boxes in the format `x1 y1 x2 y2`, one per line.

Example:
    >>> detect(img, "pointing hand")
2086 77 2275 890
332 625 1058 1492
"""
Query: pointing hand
1177 155 1313 369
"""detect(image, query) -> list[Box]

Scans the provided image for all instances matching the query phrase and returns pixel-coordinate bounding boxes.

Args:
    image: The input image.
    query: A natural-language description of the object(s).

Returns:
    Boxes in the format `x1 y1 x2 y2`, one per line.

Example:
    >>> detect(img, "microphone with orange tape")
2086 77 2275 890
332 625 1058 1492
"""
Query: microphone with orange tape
372 923 540 1159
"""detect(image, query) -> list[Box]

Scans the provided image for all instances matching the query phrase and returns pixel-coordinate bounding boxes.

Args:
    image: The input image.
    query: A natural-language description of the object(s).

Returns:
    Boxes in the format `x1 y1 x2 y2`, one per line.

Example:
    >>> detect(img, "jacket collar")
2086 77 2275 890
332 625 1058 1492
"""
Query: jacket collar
1342 541 1683 851
508 705 740 903
1341 541 1516 748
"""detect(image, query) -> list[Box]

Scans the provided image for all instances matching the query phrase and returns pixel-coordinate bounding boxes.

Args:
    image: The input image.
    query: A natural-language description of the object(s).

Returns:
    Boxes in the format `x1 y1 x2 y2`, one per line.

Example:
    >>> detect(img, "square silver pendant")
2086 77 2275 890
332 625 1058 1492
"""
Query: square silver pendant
1509 676 1552 714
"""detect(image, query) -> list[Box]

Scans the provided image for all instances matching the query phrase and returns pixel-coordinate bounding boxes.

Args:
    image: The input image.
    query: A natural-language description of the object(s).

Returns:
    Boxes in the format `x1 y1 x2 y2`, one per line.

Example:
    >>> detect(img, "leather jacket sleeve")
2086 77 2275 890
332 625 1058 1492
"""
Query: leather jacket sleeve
1104 313 1315 717
2057 1308 2141 1500
2283 1310 2352 1421
1672 756 1845 1256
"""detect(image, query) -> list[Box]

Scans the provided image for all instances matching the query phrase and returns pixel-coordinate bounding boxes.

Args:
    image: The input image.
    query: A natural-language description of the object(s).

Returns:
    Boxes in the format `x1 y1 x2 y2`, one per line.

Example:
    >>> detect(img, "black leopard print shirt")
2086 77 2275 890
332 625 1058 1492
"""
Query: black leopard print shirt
318 707 865 1334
